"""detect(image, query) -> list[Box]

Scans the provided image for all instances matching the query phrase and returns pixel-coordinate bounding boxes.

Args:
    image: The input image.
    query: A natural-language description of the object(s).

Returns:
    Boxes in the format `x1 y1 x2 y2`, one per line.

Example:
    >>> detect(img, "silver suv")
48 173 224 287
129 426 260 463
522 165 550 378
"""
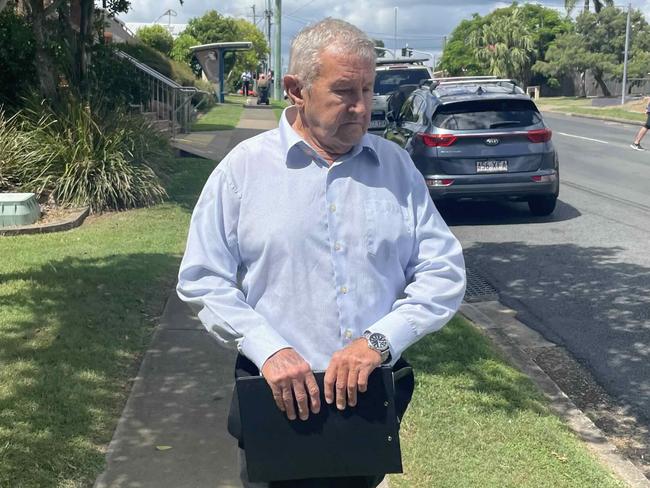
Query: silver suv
385 78 559 216
370 58 431 134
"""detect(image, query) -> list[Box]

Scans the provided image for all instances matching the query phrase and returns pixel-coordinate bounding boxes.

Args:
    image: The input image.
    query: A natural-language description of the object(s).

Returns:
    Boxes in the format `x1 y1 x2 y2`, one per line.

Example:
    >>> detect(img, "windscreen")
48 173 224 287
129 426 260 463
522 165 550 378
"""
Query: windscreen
374 69 430 95
432 99 542 130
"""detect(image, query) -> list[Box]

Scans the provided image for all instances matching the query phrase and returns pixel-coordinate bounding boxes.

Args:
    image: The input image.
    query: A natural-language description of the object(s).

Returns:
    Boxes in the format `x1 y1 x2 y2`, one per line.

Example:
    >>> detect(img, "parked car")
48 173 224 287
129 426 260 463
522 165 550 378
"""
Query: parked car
384 78 559 216
369 58 432 134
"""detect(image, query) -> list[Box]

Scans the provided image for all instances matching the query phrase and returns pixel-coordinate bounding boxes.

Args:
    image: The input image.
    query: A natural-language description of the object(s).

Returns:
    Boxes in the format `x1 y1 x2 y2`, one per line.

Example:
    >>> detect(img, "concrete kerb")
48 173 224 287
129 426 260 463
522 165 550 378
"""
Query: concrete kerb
0 207 89 237
460 301 650 488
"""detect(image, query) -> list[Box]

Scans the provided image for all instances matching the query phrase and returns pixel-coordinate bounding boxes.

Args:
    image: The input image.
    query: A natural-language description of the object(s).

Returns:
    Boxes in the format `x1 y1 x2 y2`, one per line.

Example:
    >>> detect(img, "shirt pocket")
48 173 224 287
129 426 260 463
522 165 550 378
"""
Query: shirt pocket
364 199 412 257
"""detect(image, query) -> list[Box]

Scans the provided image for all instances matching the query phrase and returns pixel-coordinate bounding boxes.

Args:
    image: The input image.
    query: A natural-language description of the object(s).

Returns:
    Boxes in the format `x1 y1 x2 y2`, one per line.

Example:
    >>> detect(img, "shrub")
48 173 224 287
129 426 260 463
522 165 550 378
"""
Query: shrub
117 43 197 87
0 8 37 107
4 97 169 212
136 24 174 56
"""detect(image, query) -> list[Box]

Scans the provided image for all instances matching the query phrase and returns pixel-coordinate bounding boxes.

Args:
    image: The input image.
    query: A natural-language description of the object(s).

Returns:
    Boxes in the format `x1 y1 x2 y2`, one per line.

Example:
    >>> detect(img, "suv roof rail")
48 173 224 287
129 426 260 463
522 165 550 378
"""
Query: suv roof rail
376 57 429 66
430 78 521 94
433 75 498 82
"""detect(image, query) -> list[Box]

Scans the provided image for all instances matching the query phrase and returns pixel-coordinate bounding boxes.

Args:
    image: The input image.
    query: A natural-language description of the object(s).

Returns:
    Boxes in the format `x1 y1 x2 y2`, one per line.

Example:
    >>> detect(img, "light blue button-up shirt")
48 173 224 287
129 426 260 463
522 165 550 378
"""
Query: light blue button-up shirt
177 107 466 371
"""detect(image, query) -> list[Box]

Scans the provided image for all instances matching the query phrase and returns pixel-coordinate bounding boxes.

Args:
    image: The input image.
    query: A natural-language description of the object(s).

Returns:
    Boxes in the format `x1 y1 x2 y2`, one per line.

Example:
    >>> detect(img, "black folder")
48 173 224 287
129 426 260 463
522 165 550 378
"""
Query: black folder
236 366 403 482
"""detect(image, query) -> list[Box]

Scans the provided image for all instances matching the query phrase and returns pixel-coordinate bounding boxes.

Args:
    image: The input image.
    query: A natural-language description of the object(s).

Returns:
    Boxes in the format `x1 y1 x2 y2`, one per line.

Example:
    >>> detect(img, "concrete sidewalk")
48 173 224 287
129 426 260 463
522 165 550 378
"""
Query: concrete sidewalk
95 104 278 488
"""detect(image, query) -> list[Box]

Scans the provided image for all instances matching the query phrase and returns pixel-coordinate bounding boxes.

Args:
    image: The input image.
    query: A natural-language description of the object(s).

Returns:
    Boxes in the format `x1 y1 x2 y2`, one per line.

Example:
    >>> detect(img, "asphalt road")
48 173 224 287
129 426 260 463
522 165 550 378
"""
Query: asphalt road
443 112 650 420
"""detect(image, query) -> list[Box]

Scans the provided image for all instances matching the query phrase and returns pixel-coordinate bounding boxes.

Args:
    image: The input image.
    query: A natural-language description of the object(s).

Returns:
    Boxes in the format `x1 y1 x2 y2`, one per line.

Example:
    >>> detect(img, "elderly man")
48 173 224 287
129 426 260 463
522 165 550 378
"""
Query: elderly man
177 18 466 488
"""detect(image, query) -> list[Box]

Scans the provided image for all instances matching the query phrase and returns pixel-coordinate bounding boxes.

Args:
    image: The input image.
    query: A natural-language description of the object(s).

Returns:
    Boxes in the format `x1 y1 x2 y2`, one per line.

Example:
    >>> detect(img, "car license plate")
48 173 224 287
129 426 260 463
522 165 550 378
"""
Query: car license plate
476 160 508 173
369 119 386 129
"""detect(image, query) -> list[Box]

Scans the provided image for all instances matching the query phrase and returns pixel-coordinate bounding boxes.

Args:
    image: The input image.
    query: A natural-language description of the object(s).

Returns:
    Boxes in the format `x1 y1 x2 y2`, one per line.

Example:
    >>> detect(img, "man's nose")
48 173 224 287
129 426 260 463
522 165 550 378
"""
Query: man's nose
348 91 369 115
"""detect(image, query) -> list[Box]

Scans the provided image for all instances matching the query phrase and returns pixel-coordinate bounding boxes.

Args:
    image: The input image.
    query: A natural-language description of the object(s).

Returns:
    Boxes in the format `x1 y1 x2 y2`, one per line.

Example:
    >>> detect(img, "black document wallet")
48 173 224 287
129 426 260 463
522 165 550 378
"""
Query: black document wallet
236 365 403 482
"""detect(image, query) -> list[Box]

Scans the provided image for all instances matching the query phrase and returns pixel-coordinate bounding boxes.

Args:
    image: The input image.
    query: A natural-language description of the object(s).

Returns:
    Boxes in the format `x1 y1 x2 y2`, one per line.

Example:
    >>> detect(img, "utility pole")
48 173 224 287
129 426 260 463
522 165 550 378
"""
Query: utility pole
393 7 398 57
273 0 281 100
265 0 272 73
251 4 256 25
621 2 631 105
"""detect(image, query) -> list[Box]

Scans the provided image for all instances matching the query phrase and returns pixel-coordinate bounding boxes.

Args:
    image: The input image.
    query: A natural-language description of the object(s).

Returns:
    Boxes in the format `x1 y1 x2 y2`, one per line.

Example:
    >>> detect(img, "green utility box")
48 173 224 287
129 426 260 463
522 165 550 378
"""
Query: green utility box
0 193 41 228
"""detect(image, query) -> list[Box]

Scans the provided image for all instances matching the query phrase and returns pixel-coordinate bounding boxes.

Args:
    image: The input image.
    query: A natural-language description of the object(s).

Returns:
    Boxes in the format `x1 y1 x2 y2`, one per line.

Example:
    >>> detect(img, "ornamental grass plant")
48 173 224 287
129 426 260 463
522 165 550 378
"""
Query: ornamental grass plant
0 97 170 213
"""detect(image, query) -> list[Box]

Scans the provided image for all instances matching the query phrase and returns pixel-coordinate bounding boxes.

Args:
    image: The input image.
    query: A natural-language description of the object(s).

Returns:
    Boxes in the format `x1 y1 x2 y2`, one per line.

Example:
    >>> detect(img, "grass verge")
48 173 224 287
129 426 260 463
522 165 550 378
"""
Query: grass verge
391 316 624 488
0 157 627 487
271 98 289 122
192 95 245 131
0 157 216 487
537 96 645 124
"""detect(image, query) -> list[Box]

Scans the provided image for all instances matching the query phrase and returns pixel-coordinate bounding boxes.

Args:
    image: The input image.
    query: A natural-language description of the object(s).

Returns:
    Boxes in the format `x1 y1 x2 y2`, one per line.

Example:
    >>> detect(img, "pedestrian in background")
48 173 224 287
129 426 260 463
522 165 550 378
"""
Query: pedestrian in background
177 17 466 487
241 70 252 96
631 96 650 150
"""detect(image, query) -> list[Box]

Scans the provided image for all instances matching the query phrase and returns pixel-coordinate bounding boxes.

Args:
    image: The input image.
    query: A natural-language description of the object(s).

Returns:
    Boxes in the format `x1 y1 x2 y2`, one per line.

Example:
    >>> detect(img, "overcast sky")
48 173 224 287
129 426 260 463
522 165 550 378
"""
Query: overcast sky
120 0 650 70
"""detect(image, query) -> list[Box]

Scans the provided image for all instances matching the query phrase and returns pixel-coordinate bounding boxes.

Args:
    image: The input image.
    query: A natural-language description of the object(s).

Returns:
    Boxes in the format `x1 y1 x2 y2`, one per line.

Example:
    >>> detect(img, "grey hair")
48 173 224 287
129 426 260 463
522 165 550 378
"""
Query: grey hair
287 18 376 89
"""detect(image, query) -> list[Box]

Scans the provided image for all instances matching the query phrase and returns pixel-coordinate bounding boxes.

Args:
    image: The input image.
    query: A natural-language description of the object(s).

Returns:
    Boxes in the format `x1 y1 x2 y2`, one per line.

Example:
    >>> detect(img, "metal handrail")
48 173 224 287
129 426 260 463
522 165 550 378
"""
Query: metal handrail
115 49 213 137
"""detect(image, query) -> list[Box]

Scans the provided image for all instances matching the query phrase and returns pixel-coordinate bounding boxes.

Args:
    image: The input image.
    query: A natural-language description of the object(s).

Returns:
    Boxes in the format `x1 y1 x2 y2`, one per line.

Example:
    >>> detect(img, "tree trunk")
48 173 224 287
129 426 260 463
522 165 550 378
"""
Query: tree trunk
77 0 94 96
594 72 611 97
29 0 58 100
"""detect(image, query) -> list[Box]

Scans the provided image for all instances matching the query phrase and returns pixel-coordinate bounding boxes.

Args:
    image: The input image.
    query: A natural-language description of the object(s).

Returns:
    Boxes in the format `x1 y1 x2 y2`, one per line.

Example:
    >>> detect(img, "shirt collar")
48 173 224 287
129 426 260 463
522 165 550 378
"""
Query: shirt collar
278 106 379 166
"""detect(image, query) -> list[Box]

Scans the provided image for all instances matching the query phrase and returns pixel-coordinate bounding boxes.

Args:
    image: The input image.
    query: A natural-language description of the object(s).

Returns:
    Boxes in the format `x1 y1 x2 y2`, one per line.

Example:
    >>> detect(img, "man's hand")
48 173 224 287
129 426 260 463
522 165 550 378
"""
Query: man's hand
261 348 320 421
324 338 382 410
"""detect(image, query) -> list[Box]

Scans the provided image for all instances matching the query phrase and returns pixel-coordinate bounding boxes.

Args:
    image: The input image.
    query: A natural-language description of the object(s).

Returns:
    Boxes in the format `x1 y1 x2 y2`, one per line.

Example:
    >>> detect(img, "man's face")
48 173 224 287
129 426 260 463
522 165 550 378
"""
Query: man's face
300 48 375 153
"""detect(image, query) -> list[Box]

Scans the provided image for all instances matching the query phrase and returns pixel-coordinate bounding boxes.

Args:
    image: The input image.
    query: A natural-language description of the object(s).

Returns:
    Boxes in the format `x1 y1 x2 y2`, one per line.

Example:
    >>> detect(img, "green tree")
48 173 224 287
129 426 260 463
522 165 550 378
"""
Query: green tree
373 38 386 58
184 10 268 86
170 32 199 65
137 24 174 56
565 0 613 15
438 16 485 75
469 8 535 83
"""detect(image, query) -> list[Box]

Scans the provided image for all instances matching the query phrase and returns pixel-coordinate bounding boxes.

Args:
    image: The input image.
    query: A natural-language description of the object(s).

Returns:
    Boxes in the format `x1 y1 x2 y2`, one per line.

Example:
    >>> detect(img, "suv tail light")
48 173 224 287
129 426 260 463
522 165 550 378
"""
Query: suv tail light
418 133 457 147
527 128 552 143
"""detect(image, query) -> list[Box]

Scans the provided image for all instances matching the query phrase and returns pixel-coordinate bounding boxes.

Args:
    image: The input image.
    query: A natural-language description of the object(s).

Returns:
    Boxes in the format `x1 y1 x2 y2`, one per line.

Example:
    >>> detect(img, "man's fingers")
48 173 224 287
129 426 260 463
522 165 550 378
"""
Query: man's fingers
324 366 336 405
336 365 349 410
281 385 297 420
357 367 371 394
270 384 285 412
305 372 321 414
292 380 310 421
347 368 359 407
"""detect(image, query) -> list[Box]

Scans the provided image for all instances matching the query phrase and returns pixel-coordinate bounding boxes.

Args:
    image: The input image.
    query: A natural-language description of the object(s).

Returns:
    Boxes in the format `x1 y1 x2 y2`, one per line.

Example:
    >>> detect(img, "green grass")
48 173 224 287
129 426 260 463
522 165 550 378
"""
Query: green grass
391 316 624 488
0 156 627 487
537 96 645 124
191 95 245 131
0 158 216 488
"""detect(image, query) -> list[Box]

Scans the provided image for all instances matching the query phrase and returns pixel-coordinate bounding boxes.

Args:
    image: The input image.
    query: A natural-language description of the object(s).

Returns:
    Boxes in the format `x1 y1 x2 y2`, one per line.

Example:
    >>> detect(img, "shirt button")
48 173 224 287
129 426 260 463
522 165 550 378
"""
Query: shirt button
334 242 342 251
341 286 348 294
344 329 353 339
329 204 337 213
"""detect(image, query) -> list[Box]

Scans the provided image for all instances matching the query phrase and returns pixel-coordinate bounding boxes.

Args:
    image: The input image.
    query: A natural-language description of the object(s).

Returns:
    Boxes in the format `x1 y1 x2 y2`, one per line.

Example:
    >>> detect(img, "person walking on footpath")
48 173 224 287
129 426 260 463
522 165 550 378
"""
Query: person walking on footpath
631 96 650 150
241 70 252 96
177 17 466 488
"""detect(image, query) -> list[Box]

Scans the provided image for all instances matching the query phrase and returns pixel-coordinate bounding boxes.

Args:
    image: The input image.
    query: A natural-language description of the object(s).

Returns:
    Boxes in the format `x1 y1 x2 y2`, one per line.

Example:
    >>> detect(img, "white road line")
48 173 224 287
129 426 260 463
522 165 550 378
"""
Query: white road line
556 132 609 144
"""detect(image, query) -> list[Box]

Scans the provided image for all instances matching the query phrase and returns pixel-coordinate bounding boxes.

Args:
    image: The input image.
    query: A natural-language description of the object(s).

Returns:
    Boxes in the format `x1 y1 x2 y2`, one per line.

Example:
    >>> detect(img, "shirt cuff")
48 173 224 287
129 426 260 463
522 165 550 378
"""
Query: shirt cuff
365 312 417 363
241 326 293 371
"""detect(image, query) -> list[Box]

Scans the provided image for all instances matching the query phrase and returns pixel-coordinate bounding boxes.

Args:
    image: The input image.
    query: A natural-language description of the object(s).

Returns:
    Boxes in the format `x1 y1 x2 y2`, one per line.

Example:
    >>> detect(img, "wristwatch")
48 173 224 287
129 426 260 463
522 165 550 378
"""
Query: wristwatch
363 331 391 363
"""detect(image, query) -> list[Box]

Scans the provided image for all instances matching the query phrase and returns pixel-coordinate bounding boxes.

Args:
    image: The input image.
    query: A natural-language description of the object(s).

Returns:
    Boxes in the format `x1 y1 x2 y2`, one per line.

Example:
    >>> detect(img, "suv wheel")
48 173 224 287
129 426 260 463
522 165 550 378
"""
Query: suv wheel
528 195 557 216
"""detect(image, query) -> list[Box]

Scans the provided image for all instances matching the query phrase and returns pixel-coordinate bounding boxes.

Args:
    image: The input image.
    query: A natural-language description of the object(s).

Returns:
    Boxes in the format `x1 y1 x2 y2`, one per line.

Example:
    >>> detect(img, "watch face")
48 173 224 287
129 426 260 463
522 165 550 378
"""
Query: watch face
369 333 388 351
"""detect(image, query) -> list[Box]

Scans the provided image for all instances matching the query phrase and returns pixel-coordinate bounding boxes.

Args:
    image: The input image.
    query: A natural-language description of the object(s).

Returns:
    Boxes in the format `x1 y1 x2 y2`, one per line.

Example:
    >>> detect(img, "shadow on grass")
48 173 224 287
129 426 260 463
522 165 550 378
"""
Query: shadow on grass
0 252 181 486
404 318 548 417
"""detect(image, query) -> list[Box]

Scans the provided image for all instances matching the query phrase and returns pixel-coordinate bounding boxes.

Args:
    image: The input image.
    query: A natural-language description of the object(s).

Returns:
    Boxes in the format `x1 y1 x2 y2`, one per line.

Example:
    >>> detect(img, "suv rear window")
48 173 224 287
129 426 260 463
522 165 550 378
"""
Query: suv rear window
374 68 430 95
432 99 542 130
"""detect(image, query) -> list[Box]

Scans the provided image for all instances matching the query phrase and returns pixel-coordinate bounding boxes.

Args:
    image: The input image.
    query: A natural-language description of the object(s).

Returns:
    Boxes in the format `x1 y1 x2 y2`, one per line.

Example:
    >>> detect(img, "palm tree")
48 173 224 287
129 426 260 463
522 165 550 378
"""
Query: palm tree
469 8 534 84
565 0 614 15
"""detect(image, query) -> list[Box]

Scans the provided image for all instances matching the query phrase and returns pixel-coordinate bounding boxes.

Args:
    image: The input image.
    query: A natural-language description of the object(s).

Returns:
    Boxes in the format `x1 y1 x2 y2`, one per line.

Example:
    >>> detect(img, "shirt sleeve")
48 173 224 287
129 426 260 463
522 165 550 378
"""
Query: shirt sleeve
365 162 466 362
176 162 291 370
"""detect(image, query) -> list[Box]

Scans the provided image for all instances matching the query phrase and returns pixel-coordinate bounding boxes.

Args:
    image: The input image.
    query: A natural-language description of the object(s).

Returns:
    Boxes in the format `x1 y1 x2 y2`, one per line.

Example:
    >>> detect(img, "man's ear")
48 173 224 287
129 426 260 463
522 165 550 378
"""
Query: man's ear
283 75 305 108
